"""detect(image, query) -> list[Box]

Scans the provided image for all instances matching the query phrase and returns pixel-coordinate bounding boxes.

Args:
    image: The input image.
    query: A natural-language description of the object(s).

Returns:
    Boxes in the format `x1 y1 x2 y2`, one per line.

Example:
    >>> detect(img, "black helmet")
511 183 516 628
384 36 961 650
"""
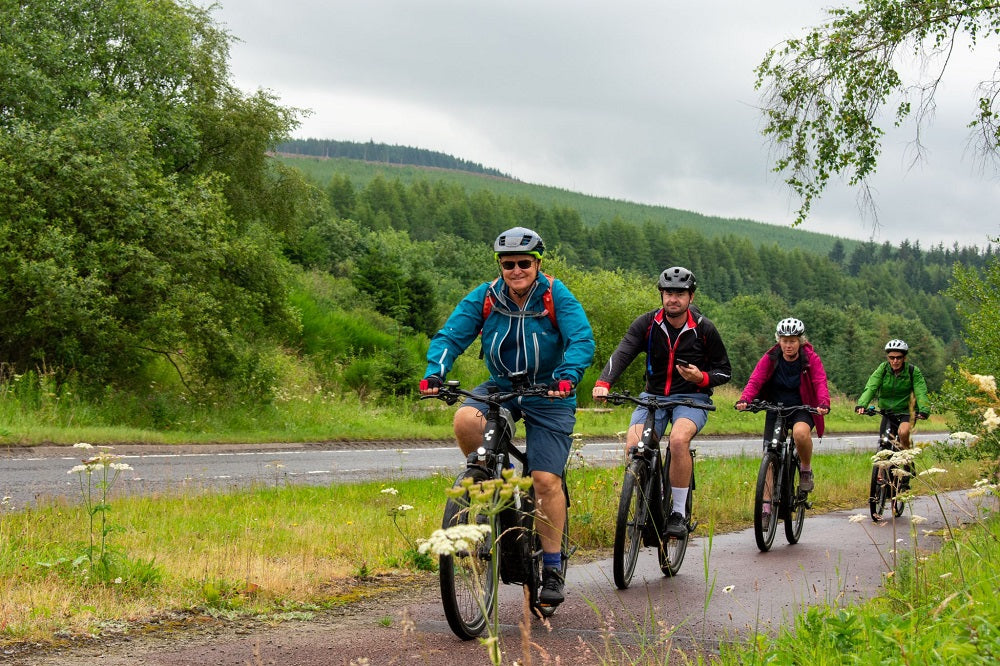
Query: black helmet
658 266 697 293
494 227 545 258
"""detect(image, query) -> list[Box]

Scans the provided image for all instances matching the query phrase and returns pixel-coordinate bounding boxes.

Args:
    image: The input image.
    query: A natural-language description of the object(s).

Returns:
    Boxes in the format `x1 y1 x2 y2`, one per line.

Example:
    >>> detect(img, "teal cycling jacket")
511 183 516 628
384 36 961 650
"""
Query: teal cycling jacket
424 273 595 406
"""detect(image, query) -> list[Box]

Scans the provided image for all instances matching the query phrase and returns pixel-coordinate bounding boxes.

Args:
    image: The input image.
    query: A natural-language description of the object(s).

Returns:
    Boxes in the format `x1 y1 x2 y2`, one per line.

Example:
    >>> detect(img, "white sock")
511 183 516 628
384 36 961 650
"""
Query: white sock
671 487 688 515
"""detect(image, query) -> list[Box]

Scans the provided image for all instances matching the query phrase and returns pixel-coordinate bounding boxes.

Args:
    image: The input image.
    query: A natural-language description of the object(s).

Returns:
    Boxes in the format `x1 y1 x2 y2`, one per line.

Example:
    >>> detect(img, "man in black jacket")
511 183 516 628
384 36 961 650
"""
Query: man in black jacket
593 266 731 537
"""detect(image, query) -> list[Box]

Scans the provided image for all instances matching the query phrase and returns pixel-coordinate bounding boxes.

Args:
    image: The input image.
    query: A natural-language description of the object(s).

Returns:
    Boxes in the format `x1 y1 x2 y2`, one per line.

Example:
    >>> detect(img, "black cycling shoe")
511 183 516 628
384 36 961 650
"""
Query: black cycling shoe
665 511 688 539
538 567 565 606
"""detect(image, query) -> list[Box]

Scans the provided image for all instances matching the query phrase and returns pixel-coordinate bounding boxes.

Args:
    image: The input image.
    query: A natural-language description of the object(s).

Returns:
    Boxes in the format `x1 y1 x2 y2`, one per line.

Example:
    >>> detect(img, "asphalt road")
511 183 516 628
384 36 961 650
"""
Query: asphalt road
0 432 944 510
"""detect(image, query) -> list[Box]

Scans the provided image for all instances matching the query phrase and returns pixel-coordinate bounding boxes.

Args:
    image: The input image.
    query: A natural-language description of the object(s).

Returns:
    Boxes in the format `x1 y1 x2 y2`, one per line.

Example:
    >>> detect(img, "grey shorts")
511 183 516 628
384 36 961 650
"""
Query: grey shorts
628 392 711 440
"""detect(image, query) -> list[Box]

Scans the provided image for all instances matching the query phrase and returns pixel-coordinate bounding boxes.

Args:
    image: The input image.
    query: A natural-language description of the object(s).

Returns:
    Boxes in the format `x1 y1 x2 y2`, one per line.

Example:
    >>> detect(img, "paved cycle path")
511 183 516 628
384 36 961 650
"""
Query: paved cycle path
16 489 982 666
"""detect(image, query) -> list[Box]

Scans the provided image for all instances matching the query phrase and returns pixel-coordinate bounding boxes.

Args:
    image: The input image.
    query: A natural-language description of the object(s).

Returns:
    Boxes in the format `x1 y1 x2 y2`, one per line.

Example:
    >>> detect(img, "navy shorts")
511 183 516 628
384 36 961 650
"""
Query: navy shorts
461 381 575 477
628 392 711 440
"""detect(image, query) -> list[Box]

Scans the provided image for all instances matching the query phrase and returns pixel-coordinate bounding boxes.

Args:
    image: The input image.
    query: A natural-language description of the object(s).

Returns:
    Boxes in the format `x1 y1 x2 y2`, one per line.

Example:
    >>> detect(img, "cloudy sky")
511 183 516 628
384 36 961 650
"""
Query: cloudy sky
208 0 1000 248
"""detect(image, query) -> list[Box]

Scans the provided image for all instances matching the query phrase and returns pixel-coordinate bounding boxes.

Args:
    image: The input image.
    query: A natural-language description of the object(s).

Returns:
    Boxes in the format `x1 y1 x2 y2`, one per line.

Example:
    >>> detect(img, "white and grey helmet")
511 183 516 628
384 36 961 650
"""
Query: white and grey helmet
775 317 805 339
494 227 545 258
884 339 909 353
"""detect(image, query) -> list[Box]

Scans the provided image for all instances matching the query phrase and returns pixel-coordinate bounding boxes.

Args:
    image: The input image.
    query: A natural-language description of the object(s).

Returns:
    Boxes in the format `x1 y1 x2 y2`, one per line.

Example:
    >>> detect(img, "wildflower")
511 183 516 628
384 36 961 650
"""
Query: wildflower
971 374 997 393
722 585 735 594
69 465 90 474
396 504 414 513
919 468 947 476
380 487 399 496
418 523 492 557
849 513 868 523
939 572 953 579
948 432 978 445
983 407 1000 432
910 515 928 524
114 577 123 584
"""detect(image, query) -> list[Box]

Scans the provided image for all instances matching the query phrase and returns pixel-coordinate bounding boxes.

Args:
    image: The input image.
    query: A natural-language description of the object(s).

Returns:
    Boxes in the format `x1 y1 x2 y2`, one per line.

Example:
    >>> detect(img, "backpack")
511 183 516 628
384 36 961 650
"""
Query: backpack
481 274 559 332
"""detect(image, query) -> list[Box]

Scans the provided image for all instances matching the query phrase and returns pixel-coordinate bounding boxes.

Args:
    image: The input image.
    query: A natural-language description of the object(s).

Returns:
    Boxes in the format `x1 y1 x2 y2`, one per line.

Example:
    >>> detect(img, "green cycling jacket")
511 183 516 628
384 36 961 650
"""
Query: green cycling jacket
856 361 931 415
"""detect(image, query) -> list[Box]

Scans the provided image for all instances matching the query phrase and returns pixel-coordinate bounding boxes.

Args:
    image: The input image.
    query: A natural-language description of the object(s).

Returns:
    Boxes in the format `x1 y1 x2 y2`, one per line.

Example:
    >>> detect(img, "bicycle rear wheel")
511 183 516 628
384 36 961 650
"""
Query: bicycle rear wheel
784 459 805 544
439 469 496 640
754 452 780 551
613 459 648 589
869 466 888 521
658 453 692 576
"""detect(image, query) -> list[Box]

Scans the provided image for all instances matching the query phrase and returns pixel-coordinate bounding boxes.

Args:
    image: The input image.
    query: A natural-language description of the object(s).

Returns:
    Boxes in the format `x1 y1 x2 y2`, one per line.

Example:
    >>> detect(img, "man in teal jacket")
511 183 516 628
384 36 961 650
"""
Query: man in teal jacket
855 338 931 451
420 227 595 606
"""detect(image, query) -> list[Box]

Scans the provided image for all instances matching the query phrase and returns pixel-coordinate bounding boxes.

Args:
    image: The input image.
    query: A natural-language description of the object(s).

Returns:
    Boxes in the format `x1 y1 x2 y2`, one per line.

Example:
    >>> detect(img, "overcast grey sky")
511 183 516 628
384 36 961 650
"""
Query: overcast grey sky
209 0 1000 248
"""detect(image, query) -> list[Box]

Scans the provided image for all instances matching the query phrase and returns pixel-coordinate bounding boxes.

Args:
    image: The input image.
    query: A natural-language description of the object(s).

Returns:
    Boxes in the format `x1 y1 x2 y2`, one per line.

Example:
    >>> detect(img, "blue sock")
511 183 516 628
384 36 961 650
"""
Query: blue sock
543 552 561 569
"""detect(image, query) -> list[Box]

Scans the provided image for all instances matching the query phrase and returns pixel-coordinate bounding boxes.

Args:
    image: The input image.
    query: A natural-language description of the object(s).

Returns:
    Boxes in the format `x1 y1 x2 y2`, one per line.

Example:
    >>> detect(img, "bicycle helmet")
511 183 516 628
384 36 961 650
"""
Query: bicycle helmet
885 339 909 353
775 317 805 338
494 227 545 258
658 266 697 293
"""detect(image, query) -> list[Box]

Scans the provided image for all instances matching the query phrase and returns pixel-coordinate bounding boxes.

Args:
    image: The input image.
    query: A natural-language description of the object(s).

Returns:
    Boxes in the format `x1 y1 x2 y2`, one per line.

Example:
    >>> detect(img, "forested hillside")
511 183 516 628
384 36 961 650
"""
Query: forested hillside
2 0 994 436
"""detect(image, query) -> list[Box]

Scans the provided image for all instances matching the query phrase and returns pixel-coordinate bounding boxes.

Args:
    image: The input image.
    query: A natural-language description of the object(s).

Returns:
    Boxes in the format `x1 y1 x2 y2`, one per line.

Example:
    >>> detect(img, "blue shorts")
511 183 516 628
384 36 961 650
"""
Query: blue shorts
460 380 575 477
628 392 711 440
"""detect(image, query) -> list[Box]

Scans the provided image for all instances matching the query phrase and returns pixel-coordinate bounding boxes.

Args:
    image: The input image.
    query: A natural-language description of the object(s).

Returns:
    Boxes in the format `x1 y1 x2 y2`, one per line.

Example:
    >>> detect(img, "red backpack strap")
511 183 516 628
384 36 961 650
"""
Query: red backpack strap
542 273 558 330
481 276 559 333
480 278 501 334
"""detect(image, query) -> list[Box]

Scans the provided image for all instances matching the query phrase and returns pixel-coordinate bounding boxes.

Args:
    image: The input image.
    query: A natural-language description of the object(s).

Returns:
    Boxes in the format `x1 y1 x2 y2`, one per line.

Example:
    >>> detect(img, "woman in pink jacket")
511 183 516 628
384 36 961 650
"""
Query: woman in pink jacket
735 318 830 494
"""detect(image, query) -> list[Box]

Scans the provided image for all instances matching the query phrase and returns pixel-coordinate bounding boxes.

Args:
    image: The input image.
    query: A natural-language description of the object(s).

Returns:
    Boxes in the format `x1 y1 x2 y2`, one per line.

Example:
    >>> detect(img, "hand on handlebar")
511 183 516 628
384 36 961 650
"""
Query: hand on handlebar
855 406 868 415
917 411 929 420
548 379 574 399
592 382 609 402
734 400 749 411
419 375 443 395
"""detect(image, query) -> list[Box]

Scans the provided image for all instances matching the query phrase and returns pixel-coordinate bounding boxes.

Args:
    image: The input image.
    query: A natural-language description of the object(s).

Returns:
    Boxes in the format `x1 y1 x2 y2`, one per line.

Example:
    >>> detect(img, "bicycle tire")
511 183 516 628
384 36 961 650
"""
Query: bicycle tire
754 452 780 551
658 464 692 577
869 466 887 521
613 459 648 589
528 485 571 618
784 458 805 544
891 463 911 518
439 469 496 640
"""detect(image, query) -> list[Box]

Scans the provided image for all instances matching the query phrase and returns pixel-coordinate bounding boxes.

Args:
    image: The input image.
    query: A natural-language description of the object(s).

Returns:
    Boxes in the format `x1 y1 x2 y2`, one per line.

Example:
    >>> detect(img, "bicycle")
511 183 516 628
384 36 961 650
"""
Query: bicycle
737 400 821 552
420 374 571 640
861 407 912 522
602 392 715 589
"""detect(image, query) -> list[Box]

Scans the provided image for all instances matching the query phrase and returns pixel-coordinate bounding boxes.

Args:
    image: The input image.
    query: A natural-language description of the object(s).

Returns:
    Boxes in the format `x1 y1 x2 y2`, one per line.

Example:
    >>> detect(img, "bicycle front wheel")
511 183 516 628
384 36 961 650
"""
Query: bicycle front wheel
784 461 806 544
439 470 496 640
613 459 648 589
754 452 780 552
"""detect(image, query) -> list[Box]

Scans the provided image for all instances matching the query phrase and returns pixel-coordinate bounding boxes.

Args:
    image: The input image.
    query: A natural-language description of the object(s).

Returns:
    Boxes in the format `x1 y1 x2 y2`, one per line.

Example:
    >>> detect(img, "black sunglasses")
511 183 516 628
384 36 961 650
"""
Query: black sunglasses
500 259 535 270
887 354 905 360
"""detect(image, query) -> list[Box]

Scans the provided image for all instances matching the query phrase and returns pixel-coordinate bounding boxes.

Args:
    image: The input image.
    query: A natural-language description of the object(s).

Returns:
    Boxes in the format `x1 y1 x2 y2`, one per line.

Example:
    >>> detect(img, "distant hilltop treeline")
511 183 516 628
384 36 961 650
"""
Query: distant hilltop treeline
274 139 514 180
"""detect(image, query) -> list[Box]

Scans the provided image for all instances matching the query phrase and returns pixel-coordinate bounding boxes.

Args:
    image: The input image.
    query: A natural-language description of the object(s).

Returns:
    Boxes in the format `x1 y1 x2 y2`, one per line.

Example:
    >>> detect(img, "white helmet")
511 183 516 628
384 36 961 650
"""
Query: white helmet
775 317 805 339
884 339 909 353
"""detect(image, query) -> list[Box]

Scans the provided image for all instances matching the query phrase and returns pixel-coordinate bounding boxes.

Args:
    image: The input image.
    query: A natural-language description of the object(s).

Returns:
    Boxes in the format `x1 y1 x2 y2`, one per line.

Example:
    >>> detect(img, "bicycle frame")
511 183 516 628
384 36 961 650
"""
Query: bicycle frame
606 392 714 588
863 408 909 521
739 400 818 551
422 374 570 639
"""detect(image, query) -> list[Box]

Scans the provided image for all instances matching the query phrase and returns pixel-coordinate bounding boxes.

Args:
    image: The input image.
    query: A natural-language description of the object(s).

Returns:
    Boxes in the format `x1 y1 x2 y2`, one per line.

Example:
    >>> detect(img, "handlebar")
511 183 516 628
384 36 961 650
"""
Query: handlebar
420 381 561 407
602 391 716 411
735 399 823 415
859 407 925 419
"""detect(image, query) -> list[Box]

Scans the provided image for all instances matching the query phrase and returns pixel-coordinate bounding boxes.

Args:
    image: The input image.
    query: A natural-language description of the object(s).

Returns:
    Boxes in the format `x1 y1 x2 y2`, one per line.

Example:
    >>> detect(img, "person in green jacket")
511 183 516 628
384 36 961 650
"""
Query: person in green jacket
854 338 930 451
